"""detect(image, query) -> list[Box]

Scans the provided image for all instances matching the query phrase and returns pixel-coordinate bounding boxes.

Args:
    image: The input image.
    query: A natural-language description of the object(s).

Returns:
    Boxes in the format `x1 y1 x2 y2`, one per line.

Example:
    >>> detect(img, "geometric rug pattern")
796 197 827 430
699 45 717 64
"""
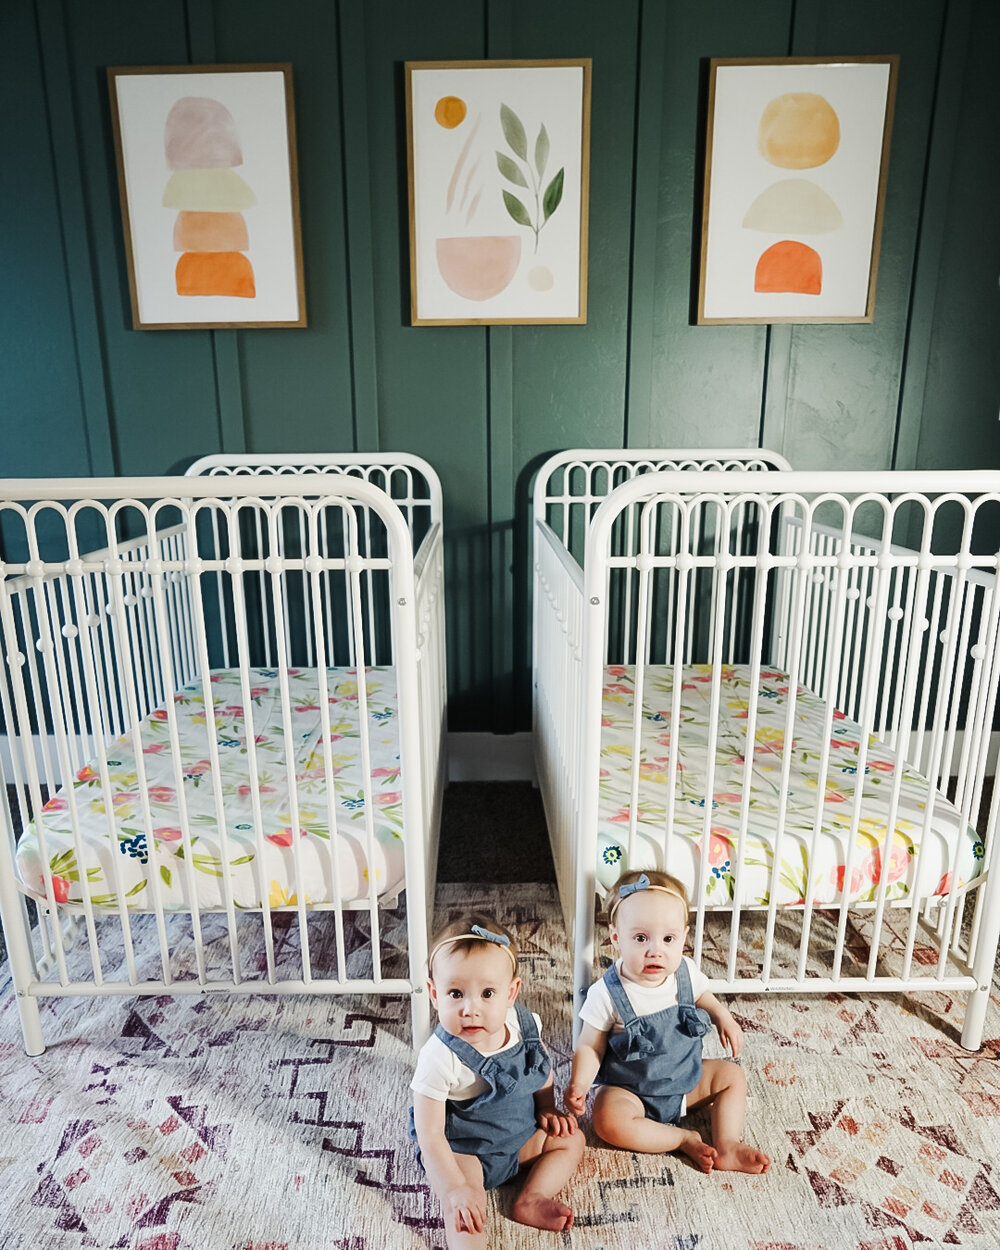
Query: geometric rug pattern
1 883 999 1249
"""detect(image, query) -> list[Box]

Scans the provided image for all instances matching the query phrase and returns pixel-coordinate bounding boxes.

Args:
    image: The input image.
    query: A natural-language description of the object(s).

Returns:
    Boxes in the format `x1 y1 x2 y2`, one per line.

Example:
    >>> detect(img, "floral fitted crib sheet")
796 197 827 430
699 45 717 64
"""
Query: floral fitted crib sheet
16 667 407 912
597 664 985 906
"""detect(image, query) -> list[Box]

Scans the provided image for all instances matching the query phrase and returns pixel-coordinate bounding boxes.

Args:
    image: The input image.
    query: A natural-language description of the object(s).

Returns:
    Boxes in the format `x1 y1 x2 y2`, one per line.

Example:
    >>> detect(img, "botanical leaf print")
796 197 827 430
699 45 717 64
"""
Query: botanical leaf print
17 667 406 912
595 664 984 907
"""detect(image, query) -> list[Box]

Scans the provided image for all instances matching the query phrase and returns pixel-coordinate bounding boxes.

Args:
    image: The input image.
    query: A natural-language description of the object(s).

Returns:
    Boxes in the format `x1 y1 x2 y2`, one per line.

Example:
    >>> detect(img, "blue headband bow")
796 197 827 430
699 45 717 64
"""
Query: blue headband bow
619 873 651 899
471 924 510 947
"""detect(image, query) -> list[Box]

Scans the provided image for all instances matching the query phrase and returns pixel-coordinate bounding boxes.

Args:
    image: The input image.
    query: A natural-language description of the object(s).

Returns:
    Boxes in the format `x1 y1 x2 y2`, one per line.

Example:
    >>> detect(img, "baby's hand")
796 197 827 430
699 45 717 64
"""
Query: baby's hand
445 1183 487 1234
717 1013 744 1058
564 1085 588 1117
539 1109 577 1137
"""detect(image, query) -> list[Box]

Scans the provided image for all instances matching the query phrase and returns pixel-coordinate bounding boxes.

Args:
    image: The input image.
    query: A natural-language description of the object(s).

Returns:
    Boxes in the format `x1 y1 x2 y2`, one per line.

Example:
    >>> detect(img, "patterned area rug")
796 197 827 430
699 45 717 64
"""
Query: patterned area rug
1 884 999 1250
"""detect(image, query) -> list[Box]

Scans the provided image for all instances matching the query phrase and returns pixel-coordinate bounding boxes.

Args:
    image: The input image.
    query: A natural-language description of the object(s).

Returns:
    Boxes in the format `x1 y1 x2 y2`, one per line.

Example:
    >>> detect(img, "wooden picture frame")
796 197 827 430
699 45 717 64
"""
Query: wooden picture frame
405 59 592 326
697 55 898 325
107 64 306 329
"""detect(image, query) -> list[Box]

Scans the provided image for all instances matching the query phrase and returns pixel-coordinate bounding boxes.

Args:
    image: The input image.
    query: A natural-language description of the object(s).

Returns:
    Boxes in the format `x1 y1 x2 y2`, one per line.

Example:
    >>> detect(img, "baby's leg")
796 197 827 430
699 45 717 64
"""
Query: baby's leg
431 1151 488 1249
513 1127 584 1231
592 1086 716 1173
687 1059 769 1174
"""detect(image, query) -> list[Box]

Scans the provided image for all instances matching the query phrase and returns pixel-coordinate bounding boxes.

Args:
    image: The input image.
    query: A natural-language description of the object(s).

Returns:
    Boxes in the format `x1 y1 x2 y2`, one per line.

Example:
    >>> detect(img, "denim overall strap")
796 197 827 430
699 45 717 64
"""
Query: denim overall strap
602 964 640 1027
674 960 713 1039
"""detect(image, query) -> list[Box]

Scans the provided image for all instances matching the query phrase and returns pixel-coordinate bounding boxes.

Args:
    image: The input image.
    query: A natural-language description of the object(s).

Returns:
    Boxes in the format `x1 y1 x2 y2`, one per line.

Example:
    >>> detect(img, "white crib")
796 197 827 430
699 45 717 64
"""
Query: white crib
533 450 1000 1049
0 453 447 1054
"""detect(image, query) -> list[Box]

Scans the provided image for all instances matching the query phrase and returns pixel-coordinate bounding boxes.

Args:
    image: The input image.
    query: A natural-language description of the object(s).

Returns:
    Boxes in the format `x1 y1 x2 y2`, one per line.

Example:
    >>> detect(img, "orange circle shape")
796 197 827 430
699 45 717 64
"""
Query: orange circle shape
758 93 840 169
434 96 467 128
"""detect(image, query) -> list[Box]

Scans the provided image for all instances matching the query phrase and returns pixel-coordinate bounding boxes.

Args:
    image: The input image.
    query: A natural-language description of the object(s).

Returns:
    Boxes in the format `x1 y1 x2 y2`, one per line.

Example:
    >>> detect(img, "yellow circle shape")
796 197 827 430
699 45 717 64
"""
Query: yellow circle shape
434 96 467 128
758 93 840 169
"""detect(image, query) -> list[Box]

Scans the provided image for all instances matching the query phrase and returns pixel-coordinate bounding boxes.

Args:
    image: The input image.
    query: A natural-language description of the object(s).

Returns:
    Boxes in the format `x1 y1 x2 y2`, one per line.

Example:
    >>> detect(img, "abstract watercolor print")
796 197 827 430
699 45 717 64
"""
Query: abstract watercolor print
698 57 897 324
164 96 256 298
108 65 306 329
407 60 591 325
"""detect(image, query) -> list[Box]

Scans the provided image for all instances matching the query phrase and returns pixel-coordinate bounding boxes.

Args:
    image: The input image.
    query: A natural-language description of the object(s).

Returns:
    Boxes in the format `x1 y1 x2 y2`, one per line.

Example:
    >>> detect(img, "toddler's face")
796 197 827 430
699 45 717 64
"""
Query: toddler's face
428 943 520 1052
611 889 688 987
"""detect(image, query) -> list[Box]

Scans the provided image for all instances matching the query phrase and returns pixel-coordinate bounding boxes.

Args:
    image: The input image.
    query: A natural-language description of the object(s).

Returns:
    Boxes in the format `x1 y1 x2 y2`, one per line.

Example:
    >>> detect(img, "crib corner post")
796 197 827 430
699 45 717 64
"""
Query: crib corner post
16 993 45 1057
960 986 988 1052
410 984 431 1051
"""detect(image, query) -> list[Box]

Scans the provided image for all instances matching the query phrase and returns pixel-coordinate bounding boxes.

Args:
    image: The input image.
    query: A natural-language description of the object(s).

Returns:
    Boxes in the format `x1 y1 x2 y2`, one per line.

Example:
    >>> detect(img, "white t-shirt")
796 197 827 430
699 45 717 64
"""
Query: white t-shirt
579 957 710 1036
410 1007 544 1102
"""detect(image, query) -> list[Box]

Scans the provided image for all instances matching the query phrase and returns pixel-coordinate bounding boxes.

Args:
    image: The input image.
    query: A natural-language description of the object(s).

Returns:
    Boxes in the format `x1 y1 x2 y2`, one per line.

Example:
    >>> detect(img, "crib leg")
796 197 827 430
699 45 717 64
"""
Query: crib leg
411 985 431 1050
15 994 45 1057
961 984 991 1051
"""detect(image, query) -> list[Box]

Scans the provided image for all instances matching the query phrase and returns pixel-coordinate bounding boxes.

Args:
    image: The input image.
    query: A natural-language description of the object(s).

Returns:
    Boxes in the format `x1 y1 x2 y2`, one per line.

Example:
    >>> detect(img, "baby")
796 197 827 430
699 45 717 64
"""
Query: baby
566 869 769 1174
409 912 584 1247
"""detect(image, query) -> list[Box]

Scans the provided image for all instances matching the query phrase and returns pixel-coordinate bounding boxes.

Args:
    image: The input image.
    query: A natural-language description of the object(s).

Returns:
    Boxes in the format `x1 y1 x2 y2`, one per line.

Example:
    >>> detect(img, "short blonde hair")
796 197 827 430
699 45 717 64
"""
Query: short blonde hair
428 912 519 978
603 868 689 928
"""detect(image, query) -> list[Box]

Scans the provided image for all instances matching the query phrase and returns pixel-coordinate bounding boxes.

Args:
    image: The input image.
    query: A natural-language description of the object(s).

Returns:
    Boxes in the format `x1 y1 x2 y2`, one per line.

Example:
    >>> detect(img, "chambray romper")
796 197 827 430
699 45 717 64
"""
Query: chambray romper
596 961 713 1125
409 1000 552 1189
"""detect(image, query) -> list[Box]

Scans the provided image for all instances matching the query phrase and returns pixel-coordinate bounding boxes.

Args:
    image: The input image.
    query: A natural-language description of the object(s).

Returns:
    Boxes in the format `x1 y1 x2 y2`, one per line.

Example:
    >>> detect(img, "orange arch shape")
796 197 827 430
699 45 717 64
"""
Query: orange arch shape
754 240 822 295
176 251 255 298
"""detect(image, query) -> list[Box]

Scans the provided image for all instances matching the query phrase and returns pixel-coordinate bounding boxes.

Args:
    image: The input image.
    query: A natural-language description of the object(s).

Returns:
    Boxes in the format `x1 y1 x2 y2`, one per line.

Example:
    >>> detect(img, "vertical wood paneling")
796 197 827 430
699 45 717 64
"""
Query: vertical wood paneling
772 0 948 472
35 0 117 476
4 0 997 728
0 2 91 481
212 0 357 454
623 0 667 447
338 0 381 451
185 0 247 456
893 0 975 470
485 1 516 729
647 2 791 450
914 0 1000 473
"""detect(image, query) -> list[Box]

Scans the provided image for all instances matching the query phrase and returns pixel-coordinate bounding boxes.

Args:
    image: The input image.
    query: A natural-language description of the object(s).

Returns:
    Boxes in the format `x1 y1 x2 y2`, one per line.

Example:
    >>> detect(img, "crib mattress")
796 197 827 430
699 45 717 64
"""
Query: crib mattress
597 664 985 906
16 667 407 912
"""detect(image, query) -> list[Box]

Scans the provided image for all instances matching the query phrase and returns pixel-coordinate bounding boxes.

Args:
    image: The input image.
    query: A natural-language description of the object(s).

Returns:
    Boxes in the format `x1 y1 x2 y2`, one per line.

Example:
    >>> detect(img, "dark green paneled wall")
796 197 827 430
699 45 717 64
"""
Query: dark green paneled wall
1 0 997 731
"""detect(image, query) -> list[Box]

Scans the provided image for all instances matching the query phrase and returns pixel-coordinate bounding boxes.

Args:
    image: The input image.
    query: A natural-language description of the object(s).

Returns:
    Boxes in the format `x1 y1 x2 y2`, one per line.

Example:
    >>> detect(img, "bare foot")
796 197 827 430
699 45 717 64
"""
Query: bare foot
713 1142 770 1174
677 1130 717 1174
512 1192 575 1231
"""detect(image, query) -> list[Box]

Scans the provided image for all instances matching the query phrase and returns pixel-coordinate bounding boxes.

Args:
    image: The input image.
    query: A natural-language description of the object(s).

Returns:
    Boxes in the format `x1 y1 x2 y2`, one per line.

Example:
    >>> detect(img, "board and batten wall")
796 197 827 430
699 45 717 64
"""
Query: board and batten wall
1 0 997 741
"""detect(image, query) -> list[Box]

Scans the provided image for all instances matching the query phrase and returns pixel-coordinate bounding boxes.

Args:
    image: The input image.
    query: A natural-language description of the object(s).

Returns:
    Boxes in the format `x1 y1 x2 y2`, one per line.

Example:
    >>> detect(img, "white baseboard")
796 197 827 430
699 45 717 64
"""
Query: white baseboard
447 733 536 783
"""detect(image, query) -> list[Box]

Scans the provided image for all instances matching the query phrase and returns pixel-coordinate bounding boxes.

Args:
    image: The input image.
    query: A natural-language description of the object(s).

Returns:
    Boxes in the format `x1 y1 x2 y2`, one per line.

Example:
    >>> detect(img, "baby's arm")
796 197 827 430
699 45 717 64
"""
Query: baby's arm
565 1023 609 1115
411 1093 487 1234
534 1071 578 1137
696 990 744 1057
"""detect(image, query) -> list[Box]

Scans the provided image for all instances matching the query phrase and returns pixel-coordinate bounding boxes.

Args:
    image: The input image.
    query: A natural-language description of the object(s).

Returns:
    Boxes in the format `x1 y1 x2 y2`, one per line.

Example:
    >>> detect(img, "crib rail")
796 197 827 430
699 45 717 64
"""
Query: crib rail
0 472 441 1054
536 466 1000 1050
533 521 585 926
533 448 791 569
186 451 442 547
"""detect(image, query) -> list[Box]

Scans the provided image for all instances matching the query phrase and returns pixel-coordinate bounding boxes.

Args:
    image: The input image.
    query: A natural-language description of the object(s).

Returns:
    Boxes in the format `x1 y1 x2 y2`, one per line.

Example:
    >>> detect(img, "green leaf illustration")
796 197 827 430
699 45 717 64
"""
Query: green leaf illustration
502 189 532 227
542 168 565 221
160 865 172 888
500 103 527 159
534 124 550 178
496 152 528 187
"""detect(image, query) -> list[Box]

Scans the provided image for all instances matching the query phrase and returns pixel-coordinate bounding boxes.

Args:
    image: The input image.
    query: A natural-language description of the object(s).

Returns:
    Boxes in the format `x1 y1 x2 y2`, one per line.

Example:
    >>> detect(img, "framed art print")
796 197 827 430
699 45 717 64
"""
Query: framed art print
108 64 306 329
406 59 592 325
697 56 898 324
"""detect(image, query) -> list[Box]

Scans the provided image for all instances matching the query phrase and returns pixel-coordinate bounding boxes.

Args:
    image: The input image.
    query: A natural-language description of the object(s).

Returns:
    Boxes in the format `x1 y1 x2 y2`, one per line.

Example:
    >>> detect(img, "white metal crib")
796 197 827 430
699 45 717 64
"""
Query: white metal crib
0 453 447 1054
533 450 1000 1049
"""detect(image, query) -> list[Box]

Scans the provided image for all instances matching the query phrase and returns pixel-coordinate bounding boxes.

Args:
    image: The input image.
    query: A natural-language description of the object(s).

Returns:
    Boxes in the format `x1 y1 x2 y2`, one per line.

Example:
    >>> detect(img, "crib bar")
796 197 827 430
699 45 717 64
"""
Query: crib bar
0 464 443 1055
